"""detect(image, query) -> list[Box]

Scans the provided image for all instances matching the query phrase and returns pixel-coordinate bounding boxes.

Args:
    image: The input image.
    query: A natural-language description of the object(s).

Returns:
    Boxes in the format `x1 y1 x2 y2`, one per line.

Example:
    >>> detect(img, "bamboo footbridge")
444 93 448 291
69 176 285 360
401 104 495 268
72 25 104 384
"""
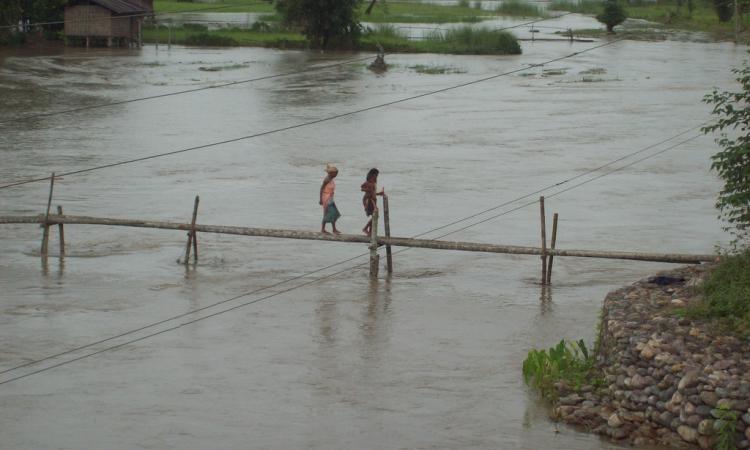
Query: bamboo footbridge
0 192 716 284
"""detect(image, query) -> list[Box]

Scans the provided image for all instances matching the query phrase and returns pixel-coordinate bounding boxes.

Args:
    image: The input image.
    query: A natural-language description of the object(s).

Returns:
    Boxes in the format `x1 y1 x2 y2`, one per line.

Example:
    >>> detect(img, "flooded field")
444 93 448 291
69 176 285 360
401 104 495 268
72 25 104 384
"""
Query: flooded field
0 20 744 449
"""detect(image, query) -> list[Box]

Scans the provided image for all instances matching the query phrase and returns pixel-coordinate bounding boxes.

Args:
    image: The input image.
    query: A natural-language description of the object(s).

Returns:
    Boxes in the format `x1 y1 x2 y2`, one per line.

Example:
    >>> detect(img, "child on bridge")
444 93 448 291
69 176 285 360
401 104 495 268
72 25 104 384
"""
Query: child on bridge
361 168 384 236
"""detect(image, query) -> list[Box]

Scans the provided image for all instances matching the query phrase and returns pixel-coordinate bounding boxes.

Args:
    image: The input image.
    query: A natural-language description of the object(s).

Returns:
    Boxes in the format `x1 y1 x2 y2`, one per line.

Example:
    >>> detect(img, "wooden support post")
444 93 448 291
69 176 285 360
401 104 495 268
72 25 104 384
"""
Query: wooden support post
539 196 547 285
734 0 740 42
546 213 558 284
40 173 55 258
369 208 380 278
57 205 65 257
184 195 199 264
383 194 393 273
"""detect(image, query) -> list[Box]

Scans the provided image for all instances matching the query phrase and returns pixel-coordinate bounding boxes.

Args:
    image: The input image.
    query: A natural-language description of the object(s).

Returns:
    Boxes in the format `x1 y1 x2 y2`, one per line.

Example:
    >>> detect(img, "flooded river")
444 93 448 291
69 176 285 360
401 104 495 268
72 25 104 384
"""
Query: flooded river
0 17 743 449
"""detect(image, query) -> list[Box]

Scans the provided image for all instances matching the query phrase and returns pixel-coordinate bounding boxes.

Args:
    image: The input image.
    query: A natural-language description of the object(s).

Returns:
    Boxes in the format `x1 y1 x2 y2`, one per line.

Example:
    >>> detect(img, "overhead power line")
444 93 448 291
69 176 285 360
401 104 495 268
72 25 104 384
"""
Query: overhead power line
1 12 572 126
0 55 375 125
0 119 707 386
0 36 624 191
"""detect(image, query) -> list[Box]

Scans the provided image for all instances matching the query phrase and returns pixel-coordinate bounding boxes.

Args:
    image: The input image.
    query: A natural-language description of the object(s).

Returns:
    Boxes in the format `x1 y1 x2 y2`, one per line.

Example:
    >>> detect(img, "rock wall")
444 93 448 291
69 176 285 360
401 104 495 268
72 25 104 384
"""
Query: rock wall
553 265 750 449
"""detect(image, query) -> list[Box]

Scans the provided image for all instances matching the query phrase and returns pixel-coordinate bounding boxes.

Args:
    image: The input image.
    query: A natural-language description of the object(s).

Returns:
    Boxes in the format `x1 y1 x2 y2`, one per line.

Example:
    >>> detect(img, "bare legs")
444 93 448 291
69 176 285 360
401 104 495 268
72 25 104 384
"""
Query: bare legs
322 220 341 235
362 218 372 236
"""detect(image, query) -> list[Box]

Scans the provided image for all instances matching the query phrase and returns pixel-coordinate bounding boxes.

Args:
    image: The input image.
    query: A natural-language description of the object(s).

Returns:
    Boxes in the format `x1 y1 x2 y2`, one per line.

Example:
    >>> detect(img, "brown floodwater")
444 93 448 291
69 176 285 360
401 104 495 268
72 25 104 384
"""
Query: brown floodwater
0 18 744 449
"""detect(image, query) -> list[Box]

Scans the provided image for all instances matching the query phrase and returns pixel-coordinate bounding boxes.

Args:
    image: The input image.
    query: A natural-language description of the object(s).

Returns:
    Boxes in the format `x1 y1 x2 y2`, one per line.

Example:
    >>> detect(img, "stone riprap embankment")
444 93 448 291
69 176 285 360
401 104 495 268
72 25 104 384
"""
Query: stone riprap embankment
552 265 750 449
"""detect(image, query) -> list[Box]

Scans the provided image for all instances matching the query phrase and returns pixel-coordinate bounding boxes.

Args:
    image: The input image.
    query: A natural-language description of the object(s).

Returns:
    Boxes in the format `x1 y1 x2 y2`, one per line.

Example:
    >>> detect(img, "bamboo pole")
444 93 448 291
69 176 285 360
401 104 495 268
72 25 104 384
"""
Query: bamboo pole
370 208 380 278
546 213 558 284
0 214 717 264
383 194 393 273
540 196 547 285
57 205 65 258
184 196 199 264
40 173 55 258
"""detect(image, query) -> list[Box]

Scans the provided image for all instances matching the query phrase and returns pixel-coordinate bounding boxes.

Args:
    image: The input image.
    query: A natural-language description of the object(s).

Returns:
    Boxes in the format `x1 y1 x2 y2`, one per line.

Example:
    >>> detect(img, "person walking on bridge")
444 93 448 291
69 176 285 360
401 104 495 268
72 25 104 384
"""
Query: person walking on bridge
361 168 384 236
320 164 341 235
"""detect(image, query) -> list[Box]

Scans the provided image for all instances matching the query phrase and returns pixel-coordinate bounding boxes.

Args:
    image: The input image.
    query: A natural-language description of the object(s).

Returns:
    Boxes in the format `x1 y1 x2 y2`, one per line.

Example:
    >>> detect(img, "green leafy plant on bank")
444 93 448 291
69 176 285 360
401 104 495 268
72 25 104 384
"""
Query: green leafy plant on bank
714 404 740 450
702 63 750 248
522 339 599 400
681 250 750 337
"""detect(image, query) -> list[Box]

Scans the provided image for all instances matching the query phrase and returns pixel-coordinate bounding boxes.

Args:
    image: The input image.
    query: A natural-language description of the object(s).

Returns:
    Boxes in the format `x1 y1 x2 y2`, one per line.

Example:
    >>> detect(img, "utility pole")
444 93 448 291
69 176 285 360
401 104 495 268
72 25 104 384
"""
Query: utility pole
735 0 740 43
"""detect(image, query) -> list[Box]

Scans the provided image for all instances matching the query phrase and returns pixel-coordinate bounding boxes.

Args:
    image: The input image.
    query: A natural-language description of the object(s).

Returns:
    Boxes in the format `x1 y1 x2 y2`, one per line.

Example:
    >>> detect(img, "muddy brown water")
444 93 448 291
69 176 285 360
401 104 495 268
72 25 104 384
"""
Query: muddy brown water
0 20 743 449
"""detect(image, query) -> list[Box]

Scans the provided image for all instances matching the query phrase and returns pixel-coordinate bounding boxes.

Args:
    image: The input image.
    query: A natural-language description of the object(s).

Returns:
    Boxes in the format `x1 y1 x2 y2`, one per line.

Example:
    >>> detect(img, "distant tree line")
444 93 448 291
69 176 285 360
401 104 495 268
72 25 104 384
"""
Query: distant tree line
0 0 66 32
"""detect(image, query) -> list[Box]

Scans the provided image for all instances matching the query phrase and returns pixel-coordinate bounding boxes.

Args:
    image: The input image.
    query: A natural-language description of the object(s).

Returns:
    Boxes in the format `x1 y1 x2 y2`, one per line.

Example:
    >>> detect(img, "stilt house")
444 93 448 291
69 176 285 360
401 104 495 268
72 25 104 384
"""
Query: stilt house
64 0 154 47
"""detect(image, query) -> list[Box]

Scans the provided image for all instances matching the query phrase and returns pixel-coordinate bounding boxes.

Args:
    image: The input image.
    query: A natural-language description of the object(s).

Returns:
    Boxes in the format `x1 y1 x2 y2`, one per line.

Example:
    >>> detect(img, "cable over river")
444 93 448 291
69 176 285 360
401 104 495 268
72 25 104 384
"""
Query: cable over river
0 26 742 449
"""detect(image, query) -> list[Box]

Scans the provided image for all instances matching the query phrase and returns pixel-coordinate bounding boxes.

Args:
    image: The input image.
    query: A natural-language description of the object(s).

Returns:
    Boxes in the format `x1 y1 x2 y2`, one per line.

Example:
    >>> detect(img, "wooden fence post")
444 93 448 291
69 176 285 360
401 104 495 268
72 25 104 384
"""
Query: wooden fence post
184 195 199 264
369 208 379 278
539 196 547 285
546 213 558 284
40 173 55 258
383 194 393 274
57 205 65 257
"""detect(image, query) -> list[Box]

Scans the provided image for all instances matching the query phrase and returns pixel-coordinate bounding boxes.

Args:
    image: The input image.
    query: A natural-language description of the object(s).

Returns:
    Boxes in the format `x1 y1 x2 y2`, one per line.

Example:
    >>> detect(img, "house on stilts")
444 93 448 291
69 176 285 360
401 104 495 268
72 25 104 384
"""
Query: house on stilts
64 0 154 47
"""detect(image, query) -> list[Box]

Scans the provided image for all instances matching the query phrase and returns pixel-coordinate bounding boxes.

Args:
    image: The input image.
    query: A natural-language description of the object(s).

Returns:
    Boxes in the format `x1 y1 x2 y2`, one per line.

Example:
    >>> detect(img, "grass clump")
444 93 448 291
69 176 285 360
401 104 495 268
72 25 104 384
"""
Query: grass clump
714 404 740 450
420 26 521 55
522 339 599 400
184 32 238 46
362 1 485 23
549 0 603 14
496 0 545 17
683 250 750 336
154 0 275 13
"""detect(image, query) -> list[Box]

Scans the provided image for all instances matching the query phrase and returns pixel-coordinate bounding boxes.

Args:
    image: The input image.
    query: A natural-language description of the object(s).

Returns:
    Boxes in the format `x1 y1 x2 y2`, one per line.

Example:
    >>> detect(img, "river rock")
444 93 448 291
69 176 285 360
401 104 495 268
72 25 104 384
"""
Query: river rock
685 414 702 427
697 435 715 449
700 391 719 407
677 425 699 443
640 345 656 360
679 371 701 391
698 419 714 435
608 413 623 428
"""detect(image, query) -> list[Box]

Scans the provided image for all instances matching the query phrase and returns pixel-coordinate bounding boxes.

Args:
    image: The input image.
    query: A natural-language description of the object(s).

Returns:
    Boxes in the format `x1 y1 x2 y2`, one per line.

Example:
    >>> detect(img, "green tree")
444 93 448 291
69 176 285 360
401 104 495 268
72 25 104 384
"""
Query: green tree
712 0 734 22
275 0 361 48
21 0 66 25
596 0 626 33
703 63 750 248
0 0 21 29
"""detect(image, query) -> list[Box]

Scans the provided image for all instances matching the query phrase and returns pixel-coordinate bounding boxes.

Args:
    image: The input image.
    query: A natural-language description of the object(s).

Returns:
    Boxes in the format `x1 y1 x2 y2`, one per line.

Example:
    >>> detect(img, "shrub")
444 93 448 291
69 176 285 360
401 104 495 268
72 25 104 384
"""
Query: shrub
428 26 521 55
702 63 750 248
522 339 598 400
685 250 750 336
596 0 626 32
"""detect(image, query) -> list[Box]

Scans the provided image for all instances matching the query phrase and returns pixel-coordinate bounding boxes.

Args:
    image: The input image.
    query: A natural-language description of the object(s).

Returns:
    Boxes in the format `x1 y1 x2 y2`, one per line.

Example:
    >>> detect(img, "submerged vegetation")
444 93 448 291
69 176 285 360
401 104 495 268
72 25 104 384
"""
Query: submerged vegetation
522 339 599 400
409 64 468 74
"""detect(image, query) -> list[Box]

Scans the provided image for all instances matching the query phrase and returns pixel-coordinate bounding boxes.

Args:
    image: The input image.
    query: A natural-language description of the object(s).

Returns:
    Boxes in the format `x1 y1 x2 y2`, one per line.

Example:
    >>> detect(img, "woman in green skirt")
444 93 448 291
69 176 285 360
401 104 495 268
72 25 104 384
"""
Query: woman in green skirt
319 164 341 234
